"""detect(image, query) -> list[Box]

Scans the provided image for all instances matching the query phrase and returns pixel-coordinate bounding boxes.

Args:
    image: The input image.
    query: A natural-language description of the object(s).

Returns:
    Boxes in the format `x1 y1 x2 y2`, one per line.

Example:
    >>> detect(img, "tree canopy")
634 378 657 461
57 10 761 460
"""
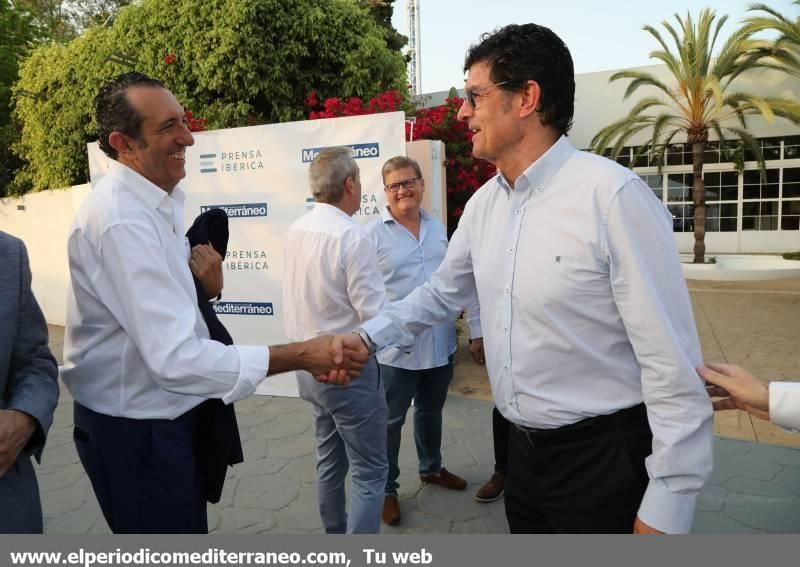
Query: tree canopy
10 0 408 194
745 1 800 76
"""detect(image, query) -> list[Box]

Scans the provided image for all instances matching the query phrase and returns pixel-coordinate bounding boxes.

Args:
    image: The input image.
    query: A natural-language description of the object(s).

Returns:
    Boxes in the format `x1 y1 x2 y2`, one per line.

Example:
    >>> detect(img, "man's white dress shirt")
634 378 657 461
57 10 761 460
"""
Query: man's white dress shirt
282 203 385 342
62 161 268 419
362 136 714 533
770 382 800 431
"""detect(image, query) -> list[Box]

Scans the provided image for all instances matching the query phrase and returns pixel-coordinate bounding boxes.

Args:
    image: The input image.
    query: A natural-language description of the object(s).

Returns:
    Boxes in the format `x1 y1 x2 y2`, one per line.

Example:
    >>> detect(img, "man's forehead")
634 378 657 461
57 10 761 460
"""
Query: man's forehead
464 61 491 85
386 166 416 178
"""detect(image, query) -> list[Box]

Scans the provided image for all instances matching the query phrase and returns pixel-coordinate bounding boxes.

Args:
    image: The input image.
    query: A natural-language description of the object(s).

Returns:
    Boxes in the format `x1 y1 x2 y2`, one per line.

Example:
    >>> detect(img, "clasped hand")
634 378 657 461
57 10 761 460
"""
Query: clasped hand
303 334 370 387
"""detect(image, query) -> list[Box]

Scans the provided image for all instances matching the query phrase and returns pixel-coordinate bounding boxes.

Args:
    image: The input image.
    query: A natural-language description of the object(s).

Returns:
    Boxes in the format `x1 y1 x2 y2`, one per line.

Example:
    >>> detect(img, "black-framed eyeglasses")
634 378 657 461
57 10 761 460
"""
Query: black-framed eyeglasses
385 177 421 192
463 80 522 108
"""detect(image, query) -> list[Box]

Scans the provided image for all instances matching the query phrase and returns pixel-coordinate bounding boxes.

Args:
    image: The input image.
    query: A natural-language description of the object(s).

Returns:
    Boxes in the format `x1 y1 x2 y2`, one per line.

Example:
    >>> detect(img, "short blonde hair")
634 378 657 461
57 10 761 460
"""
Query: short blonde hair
381 156 422 184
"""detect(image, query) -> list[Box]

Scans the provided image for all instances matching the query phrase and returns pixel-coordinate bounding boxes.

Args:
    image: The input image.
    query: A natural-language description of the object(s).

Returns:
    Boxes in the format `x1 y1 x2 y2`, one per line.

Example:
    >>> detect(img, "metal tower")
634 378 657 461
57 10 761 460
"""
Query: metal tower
406 0 422 94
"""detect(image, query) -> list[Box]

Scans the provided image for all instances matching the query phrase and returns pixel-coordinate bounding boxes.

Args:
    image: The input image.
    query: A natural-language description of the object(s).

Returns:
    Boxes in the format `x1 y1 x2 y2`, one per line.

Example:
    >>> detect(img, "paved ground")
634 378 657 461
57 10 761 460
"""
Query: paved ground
38 278 800 533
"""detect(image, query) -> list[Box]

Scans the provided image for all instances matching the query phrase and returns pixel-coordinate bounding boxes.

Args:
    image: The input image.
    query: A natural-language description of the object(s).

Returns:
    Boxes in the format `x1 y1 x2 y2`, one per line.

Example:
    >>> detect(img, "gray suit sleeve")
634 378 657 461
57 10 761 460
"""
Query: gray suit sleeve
6 240 59 462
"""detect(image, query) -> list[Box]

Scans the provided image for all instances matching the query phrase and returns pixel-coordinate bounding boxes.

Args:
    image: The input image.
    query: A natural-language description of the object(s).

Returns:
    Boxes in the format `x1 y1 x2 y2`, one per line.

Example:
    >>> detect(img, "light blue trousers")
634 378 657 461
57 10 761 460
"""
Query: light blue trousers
299 359 388 534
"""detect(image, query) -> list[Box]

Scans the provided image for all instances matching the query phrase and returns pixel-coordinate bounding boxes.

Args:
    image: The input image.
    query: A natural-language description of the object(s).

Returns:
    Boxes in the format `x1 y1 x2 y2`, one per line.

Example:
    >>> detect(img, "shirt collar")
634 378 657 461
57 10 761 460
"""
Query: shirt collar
107 160 185 209
380 205 430 224
495 135 575 196
314 202 354 221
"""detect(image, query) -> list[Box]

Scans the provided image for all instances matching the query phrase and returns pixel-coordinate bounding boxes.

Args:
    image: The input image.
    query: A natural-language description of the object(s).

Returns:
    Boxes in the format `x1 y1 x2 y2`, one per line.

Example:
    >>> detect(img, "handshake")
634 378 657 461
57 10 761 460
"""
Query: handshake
271 332 372 386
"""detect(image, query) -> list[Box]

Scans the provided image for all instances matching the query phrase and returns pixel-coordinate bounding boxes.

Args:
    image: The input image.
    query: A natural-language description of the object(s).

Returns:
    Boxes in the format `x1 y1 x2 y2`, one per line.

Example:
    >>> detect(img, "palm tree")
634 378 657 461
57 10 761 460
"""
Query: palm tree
745 1 800 76
591 9 800 264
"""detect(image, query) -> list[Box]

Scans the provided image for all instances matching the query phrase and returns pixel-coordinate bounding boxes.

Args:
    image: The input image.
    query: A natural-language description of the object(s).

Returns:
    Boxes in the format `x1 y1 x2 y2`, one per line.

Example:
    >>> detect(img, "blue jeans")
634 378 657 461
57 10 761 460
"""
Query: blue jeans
381 358 453 495
298 359 388 534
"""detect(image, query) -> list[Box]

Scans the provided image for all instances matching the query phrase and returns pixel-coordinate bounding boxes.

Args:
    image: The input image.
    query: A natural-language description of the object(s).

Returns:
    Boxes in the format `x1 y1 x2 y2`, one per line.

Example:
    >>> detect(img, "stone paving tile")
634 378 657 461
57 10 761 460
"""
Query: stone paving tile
724 477 798 499
219 508 276 534
771 466 800 497
415 484 492 523
696 485 728 513
692 512 760 534
280 453 319 484
380 506 452 534
750 443 800 467
723 493 800 532
234 457 290 479
267 434 316 460
707 453 783 485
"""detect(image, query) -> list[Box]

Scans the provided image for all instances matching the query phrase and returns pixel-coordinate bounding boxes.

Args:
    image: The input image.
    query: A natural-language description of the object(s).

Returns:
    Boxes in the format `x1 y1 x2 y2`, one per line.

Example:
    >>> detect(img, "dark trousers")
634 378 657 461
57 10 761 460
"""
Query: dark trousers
505 404 652 534
73 402 207 534
492 406 510 474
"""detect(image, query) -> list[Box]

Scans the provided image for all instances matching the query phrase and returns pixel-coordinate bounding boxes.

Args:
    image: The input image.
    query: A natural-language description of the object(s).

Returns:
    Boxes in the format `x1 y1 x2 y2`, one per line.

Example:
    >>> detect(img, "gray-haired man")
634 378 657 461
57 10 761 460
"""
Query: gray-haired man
283 147 388 534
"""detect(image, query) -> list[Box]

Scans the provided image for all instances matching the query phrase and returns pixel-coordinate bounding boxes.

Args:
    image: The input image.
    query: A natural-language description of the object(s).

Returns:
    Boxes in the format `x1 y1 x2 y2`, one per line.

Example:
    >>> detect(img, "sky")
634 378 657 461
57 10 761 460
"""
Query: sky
390 0 798 94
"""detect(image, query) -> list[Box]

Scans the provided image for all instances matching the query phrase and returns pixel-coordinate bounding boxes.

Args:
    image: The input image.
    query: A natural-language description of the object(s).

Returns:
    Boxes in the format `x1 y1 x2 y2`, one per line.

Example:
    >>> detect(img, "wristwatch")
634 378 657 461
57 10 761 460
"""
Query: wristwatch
353 328 377 356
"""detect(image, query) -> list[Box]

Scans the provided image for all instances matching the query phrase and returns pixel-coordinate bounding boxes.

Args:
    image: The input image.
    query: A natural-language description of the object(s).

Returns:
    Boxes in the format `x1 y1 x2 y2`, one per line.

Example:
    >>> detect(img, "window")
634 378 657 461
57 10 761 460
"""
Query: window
667 173 692 203
743 169 779 200
640 174 663 199
602 147 631 168
742 169 779 231
781 200 800 230
784 136 800 160
703 171 739 232
781 167 800 230
743 137 782 162
783 167 800 199
666 173 694 232
667 204 694 232
666 144 692 166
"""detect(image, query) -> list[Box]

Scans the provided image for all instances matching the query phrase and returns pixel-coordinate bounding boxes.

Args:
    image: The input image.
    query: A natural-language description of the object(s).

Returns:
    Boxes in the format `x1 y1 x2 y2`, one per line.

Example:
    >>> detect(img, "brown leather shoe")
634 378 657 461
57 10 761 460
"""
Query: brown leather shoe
474 472 505 502
419 467 467 491
382 494 401 525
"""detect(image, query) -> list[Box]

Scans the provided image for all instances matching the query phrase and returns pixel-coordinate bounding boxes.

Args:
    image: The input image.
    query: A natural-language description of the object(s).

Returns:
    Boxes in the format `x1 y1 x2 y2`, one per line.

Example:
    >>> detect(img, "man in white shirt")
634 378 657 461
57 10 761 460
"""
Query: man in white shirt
699 363 800 432
283 147 388 534
62 73 366 533
350 24 714 534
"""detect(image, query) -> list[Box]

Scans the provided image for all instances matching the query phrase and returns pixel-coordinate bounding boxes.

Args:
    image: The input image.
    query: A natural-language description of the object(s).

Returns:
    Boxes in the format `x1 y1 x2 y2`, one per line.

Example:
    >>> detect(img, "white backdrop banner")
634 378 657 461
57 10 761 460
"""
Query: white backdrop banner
88 111 407 396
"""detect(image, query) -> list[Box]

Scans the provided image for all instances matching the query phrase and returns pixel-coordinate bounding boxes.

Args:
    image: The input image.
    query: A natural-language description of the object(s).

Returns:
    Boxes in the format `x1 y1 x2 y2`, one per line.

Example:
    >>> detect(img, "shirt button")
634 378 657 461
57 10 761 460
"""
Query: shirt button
504 287 510 294
509 248 514 253
536 186 544 193
504 327 509 332
515 209 521 215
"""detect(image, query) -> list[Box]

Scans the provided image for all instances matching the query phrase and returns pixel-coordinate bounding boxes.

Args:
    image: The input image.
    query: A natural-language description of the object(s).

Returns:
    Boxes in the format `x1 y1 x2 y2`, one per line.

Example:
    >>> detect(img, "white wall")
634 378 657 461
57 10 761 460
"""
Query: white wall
407 139 447 230
0 184 90 325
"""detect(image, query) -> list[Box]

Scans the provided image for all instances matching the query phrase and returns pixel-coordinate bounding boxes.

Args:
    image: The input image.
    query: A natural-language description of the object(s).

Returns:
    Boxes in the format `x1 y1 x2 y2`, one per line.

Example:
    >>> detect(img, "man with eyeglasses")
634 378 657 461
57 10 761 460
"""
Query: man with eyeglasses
346 24 713 534
365 156 476 526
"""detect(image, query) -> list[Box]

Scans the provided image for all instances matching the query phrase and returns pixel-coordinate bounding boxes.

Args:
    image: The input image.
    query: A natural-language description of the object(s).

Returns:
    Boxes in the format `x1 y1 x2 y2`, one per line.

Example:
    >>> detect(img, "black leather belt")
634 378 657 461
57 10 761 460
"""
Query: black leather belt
513 403 647 447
